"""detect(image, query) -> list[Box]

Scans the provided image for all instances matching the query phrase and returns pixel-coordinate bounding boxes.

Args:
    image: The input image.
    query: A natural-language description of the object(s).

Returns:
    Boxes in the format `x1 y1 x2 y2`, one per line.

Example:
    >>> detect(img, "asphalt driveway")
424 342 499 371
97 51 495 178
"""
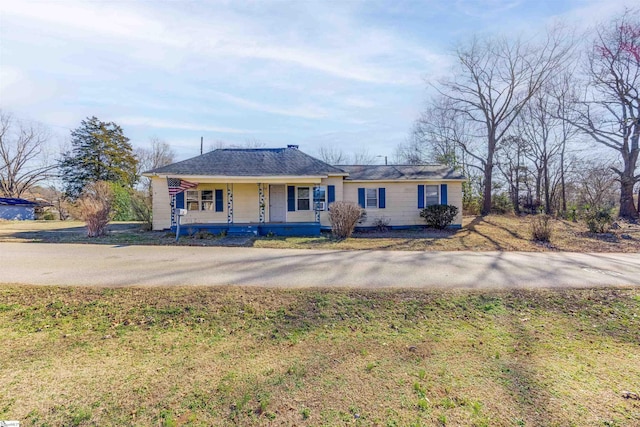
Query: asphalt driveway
0 243 638 288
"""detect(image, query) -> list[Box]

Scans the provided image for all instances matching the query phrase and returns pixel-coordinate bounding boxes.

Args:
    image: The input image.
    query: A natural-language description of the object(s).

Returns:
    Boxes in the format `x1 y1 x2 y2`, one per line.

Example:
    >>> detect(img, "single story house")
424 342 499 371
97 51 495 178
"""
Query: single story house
143 146 465 236
0 198 39 220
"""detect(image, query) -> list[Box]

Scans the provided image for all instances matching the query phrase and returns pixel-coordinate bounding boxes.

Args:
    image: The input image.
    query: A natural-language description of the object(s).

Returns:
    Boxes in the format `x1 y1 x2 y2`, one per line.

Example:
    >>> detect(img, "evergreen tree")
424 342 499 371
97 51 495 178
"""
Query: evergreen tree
60 116 138 198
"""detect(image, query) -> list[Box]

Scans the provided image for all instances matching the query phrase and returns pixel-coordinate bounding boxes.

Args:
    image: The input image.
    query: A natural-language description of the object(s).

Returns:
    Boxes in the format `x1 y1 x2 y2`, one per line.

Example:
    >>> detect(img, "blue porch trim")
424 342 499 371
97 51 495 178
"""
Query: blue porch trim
320 224 462 232
171 222 321 237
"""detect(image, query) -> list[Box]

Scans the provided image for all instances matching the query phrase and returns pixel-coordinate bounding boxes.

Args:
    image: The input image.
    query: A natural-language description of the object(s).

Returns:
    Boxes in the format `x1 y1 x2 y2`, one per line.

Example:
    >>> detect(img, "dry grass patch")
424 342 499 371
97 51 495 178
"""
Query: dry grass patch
254 215 640 252
1 285 639 426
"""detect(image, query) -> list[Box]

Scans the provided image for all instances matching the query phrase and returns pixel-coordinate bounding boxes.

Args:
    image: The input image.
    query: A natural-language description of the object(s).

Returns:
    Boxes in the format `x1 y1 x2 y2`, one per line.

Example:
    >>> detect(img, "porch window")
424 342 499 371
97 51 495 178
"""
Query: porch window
297 187 310 210
201 190 214 210
425 185 439 206
366 188 378 208
313 186 326 210
186 190 199 211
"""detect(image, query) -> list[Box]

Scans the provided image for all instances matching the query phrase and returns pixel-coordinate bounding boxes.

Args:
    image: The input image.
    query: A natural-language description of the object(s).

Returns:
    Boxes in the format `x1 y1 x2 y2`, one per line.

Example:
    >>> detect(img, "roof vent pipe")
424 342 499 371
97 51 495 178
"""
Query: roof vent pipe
287 144 299 149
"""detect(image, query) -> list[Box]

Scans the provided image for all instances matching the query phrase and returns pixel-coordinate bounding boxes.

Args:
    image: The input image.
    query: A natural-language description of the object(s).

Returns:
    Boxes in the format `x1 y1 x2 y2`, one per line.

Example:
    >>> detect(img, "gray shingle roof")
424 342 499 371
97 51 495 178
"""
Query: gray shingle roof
146 147 346 177
337 165 465 181
0 197 38 206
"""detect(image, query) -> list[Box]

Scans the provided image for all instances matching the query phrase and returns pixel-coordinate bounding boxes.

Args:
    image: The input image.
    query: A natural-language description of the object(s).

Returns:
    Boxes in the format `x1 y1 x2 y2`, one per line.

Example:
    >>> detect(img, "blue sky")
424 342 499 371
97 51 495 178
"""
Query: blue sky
0 0 633 162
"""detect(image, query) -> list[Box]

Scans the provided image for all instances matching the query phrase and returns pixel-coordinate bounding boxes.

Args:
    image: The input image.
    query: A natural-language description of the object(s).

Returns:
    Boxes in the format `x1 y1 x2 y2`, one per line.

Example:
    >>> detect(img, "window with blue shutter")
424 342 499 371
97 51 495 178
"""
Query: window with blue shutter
287 186 296 211
328 185 335 204
357 188 365 208
176 192 185 209
440 184 448 205
215 189 223 212
378 188 386 209
417 185 425 209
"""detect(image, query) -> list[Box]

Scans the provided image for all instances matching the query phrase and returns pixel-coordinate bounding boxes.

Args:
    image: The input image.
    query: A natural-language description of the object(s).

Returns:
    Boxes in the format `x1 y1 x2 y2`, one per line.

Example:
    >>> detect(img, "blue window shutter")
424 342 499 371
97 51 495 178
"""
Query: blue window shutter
417 185 425 209
378 187 386 209
215 189 223 212
328 185 335 204
287 185 296 212
440 184 448 205
176 192 185 209
357 188 365 208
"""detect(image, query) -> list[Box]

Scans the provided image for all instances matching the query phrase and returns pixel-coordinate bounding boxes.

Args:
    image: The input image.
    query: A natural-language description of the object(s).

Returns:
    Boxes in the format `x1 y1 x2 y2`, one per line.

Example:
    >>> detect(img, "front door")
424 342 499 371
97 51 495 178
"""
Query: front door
269 185 286 222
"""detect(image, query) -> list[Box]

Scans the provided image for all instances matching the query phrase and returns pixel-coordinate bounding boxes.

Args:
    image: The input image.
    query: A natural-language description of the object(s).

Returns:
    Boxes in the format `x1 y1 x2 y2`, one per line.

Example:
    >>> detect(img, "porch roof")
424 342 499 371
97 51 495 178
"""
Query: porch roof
144 147 347 177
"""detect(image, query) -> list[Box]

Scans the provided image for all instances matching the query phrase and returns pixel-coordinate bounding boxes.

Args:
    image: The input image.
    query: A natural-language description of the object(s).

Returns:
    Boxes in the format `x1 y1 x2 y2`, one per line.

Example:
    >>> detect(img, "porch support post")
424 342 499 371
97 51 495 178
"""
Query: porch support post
313 186 320 222
258 183 265 223
170 195 176 227
227 183 233 224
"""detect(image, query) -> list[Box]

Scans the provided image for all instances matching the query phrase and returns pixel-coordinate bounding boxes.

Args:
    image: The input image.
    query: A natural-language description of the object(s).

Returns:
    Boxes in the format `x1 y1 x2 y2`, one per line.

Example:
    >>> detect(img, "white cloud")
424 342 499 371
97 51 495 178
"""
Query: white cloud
115 117 254 134
208 91 329 120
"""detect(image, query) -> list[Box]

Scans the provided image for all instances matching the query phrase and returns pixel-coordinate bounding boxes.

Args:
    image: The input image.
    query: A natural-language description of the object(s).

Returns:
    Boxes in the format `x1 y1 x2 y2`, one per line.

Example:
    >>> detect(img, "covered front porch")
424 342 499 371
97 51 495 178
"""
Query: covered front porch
168 178 326 236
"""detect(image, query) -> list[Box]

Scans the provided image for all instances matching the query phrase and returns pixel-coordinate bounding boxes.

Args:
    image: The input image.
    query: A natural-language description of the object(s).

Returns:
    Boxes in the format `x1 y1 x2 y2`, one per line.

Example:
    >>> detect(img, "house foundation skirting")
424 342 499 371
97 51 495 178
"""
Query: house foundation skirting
171 222 321 237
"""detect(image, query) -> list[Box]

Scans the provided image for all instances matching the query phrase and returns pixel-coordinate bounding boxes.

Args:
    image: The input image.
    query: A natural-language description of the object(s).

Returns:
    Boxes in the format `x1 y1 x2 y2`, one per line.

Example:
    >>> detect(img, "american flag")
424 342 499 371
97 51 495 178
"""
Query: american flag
167 178 198 196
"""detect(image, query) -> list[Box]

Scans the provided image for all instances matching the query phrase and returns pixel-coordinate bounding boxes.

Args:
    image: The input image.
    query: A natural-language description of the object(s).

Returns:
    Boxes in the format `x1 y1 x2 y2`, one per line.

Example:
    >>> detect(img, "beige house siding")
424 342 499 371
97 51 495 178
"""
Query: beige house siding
181 184 228 225
319 176 344 227
151 175 463 231
151 177 172 230
343 181 463 228
229 183 259 223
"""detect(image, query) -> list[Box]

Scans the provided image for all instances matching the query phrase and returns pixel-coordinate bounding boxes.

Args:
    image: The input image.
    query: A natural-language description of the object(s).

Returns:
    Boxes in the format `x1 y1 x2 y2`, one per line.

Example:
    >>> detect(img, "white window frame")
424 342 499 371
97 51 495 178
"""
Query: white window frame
313 186 327 211
201 190 214 211
366 188 378 209
297 187 310 211
425 185 439 206
186 190 199 211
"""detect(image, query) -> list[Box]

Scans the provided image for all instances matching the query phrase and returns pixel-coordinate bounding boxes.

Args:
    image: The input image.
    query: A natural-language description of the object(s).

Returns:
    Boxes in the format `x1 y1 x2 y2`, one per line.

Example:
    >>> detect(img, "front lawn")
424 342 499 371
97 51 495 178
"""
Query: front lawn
1 215 639 252
1 286 638 426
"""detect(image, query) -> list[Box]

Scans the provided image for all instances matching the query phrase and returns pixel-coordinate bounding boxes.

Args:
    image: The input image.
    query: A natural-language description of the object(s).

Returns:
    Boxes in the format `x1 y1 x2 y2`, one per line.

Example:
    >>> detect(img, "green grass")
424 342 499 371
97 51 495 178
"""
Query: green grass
0 286 639 426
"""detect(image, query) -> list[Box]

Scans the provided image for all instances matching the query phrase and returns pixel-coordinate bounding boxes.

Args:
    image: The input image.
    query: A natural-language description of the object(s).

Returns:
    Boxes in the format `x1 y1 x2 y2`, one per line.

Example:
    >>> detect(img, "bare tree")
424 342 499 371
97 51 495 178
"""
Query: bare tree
393 136 427 165
351 148 376 165
496 135 529 213
0 111 55 198
426 29 573 214
577 160 619 208
318 145 349 165
136 137 176 193
570 10 640 219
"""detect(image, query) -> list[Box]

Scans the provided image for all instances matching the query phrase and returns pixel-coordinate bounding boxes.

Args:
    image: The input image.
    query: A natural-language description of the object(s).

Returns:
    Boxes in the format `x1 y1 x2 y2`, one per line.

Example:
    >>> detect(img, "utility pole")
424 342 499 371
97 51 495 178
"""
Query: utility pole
200 136 203 155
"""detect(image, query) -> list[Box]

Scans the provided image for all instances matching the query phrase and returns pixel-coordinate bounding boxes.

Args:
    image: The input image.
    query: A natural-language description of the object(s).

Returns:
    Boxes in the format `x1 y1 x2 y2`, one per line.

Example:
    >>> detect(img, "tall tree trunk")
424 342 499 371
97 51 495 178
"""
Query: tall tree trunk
543 159 551 214
535 168 543 208
482 162 493 215
618 146 639 219
560 144 567 213
482 137 495 215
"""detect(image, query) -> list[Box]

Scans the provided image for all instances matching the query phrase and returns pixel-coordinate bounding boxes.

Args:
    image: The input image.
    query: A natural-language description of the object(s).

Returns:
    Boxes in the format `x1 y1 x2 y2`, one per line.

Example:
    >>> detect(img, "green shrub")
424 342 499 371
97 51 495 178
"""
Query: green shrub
42 211 56 220
420 205 458 229
531 214 552 242
131 191 152 231
108 183 135 221
584 206 614 233
491 193 513 214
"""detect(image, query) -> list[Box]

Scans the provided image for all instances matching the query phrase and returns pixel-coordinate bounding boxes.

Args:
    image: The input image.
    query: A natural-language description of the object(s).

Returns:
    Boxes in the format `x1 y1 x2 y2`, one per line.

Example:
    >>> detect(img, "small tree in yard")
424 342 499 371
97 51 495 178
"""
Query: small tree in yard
583 206 615 233
420 205 459 229
73 181 114 237
531 214 553 242
328 201 364 239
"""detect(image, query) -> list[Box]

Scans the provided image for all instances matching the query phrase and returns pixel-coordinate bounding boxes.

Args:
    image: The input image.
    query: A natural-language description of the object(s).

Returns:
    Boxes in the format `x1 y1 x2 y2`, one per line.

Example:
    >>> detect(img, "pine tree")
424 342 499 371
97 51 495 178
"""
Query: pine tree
60 117 138 198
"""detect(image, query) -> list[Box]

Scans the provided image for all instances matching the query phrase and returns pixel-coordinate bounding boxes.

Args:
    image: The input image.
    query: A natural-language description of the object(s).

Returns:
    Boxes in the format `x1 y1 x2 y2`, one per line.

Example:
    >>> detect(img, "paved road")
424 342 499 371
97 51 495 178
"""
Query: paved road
1 243 639 288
